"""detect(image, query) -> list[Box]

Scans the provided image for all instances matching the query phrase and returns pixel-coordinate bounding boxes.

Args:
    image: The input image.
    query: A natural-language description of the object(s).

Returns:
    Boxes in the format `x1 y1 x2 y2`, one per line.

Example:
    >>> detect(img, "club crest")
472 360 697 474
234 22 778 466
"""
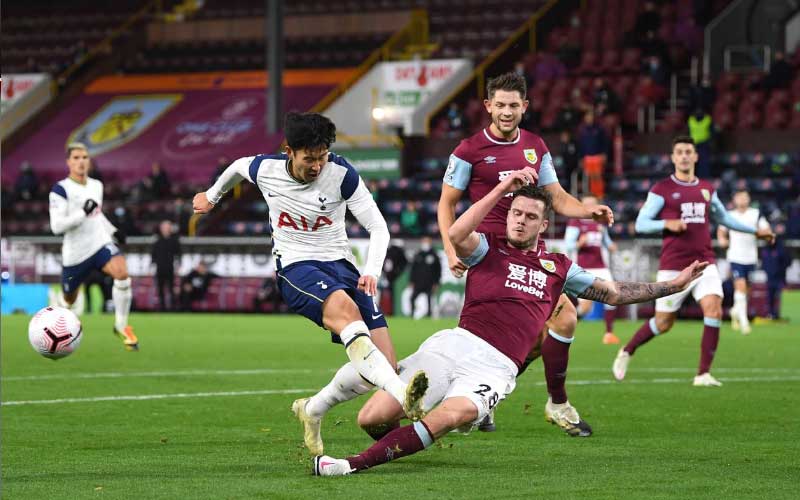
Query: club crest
701 189 710 201
523 148 538 164
540 259 556 273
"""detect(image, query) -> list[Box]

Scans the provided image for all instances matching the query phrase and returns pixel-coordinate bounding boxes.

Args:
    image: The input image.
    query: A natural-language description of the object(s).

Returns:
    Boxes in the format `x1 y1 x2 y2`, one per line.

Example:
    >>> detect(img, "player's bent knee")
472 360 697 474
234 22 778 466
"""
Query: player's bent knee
322 290 362 331
654 316 675 333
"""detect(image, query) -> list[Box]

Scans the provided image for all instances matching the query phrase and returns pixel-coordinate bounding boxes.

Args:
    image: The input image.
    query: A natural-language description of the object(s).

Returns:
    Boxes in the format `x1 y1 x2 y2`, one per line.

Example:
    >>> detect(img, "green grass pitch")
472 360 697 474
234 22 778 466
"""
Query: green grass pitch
2 293 799 499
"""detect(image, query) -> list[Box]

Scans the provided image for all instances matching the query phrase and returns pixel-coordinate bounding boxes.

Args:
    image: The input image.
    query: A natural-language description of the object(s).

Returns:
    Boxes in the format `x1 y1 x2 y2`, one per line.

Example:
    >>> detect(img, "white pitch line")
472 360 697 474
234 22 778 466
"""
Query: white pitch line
1 388 317 406
3 376 800 407
1 368 326 382
3 367 799 382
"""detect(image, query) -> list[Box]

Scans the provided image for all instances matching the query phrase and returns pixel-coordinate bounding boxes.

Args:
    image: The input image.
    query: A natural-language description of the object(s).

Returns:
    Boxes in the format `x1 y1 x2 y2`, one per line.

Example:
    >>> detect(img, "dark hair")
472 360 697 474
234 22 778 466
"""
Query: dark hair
671 135 695 149
512 185 552 213
284 112 336 151
487 72 527 100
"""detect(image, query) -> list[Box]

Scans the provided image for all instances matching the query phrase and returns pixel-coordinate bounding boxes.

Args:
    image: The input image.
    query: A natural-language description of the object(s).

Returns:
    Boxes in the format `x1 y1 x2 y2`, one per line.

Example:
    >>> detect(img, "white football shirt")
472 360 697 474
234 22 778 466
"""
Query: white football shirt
206 153 388 277
725 207 768 265
49 177 115 266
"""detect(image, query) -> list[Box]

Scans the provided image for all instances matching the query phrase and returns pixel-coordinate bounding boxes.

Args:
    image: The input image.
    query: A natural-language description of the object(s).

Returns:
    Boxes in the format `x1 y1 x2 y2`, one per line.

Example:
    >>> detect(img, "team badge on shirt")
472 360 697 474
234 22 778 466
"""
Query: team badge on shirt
701 189 710 201
540 259 556 273
523 148 538 164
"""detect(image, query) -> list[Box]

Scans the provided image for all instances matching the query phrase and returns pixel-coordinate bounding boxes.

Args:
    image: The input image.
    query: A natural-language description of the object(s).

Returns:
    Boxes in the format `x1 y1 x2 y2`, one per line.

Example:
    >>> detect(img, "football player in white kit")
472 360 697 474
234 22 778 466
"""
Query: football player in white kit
48 143 138 350
717 190 771 334
192 112 428 455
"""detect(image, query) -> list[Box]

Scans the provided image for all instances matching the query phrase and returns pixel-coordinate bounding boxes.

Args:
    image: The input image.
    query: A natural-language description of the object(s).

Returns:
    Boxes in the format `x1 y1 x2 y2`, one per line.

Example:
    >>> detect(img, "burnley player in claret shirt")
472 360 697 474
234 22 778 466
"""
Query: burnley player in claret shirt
311 169 709 477
438 72 614 437
614 136 775 387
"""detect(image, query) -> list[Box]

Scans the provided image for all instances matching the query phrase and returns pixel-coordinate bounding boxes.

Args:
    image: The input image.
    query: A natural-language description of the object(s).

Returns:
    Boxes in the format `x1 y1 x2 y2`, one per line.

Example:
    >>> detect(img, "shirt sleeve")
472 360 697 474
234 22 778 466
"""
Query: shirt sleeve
352 200 390 278
635 191 666 234
710 192 756 233
602 227 613 248
206 156 254 204
459 232 489 267
563 262 597 296
443 153 472 190
563 225 580 252
49 185 86 235
537 152 558 186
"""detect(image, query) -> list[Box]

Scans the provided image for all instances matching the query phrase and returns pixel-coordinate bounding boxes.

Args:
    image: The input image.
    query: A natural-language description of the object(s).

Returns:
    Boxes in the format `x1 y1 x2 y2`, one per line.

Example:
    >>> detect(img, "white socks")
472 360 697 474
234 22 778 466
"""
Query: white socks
733 291 749 329
305 362 374 418
340 321 406 405
113 278 132 332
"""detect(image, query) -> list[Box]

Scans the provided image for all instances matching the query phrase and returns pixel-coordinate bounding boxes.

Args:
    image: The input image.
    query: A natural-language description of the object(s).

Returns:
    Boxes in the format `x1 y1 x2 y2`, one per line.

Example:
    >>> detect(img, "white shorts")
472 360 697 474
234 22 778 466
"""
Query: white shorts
397 327 518 426
585 268 613 283
655 264 723 313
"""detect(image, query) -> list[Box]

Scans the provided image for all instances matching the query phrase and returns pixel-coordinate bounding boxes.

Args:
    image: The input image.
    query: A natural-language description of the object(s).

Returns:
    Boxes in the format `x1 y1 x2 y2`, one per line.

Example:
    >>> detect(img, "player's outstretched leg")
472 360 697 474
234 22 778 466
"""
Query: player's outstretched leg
313 397 475 476
615 317 665 381
694 317 722 387
292 362 373 455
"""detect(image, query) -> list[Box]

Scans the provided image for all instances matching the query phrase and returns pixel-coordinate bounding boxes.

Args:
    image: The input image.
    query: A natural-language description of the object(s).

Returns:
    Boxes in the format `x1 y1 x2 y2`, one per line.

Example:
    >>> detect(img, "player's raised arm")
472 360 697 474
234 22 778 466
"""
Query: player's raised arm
709 192 775 244
449 168 536 258
543 181 614 226
193 156 255 213
345 172 390 297
49 185 89 235
565 260 709 306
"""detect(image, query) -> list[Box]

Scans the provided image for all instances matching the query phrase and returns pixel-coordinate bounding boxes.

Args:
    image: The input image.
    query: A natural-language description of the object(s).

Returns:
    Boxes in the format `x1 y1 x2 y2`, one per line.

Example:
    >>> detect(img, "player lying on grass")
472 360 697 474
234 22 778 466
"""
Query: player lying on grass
192 112 428 432
311 169 708 476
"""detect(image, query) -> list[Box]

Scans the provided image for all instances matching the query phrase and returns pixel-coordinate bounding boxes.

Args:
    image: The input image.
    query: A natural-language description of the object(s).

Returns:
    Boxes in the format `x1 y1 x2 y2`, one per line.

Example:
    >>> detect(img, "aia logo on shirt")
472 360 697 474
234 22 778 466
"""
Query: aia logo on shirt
277 212 333 232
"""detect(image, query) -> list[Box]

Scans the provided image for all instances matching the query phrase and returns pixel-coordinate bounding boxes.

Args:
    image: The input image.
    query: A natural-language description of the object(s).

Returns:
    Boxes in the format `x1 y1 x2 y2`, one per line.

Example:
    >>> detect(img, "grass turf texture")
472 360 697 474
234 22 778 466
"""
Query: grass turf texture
2 292 799 499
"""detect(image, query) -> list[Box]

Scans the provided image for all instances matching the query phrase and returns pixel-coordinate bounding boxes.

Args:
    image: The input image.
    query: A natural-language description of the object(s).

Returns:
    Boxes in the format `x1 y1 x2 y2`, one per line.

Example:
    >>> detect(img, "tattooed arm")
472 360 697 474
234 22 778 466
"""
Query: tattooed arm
574 260 709 306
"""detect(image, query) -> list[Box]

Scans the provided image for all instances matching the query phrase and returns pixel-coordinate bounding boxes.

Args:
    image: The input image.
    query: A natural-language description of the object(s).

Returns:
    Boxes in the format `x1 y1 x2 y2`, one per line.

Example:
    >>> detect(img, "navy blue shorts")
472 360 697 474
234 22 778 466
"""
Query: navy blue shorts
61 244 120 294
730 263 755 281
277 259 388 341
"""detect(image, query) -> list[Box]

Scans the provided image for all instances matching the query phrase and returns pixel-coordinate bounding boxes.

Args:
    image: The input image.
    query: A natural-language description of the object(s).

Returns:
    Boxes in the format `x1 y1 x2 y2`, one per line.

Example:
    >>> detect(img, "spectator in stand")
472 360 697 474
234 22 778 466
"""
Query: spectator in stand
172 198 193 235
14 162 38 201
577 111 609 198
151 220 182 311
446 102 466 137
761 224 791 320
593 78 621 115
688 76 716 112
558 130 580 194
688 108 714 178
381 239 408 314
148 162 171 198
633 1 661 42
644 56 670 87
760 51 794 90
179 262 217 311
408 236 442 319
400 201 422 236
639 31 671 72
211 156 230 183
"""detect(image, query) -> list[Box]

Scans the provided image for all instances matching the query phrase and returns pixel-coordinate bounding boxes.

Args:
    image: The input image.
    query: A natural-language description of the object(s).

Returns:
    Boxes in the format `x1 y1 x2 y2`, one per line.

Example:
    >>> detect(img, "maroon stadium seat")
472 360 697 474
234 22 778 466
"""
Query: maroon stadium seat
620 48 641 73
600 49 621 73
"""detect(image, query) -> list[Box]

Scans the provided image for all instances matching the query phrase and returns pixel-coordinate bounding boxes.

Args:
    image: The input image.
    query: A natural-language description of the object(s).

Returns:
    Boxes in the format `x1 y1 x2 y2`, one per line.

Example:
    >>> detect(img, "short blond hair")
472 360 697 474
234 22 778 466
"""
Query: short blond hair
66 142 88 158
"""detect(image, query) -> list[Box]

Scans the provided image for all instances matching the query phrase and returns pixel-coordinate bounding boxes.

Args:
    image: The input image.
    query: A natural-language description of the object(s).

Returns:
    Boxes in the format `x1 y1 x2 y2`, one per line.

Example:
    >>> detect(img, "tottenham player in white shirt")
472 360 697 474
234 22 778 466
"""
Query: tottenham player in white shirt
192 112 428 455
717 190 771 334
49 143 138 350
